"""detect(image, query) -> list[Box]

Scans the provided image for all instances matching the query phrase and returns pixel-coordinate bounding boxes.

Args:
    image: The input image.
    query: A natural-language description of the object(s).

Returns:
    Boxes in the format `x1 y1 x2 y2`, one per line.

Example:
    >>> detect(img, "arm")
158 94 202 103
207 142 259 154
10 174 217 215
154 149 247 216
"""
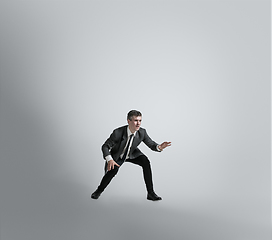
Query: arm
142 129 160 152
101 129 119 159
142 129 171 152
101 129 121 170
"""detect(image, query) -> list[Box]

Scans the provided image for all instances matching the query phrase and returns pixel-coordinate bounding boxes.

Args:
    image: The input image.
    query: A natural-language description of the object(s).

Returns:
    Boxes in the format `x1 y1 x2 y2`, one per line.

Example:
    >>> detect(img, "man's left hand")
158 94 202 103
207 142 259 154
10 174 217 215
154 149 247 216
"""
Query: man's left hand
159 142 171 151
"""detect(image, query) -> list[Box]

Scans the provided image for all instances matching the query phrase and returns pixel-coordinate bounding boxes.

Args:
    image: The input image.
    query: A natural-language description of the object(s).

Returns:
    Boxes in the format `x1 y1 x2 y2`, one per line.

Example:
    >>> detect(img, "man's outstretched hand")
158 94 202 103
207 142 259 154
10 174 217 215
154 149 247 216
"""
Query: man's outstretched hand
158 142 171 151
107 159 120 171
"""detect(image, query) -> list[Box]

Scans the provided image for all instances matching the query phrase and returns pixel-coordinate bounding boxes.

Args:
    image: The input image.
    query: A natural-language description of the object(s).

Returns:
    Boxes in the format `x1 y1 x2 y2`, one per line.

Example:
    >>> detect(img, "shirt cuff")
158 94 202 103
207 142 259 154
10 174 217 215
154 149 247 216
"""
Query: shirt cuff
157 145 162 152
105 155 113 162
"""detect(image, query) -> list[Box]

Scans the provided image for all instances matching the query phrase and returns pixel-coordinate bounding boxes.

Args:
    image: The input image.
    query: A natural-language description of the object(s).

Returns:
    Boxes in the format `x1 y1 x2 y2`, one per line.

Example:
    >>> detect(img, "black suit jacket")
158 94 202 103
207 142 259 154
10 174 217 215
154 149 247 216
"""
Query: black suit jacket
102 125 159 161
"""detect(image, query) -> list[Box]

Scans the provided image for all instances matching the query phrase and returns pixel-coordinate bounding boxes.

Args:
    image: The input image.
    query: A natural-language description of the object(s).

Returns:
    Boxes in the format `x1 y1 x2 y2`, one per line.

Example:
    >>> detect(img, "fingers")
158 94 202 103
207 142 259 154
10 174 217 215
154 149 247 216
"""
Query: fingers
107 160 120 171
108 162 114 171
107 161 114 171
107 164 111 171
160 141 171 150
108 164 114 171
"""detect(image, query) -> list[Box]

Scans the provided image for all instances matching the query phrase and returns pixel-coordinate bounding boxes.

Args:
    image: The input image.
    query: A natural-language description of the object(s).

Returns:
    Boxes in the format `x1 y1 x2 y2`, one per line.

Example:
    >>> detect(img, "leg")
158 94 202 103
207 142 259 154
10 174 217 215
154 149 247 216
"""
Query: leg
91 165 119 199
126 155 154 193
98 166 119 192
127 155 162 201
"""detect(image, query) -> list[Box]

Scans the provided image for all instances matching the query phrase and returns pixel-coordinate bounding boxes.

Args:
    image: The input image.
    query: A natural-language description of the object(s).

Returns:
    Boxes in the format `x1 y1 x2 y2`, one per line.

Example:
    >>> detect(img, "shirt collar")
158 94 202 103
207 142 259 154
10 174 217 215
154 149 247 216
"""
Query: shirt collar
127 126 136 137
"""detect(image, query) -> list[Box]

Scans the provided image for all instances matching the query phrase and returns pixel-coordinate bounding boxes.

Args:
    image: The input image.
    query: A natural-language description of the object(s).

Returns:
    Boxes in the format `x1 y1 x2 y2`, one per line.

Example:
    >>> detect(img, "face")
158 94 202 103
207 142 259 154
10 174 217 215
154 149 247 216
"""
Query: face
128 116 142 133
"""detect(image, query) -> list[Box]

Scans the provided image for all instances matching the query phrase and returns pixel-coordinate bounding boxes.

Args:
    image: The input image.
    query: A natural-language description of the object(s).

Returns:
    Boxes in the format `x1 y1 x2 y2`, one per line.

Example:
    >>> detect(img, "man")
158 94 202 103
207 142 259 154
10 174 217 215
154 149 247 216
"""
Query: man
91 110 171 201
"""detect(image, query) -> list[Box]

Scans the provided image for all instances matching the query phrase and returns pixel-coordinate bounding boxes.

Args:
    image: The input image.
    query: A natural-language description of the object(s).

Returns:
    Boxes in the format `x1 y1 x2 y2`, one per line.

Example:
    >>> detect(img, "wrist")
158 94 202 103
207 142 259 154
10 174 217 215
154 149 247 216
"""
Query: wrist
105 155 113 162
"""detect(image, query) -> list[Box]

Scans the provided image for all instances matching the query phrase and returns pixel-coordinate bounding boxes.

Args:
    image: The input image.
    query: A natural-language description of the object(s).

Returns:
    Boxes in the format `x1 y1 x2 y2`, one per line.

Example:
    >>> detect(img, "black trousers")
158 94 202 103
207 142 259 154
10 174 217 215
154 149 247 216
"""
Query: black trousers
97 155 154 193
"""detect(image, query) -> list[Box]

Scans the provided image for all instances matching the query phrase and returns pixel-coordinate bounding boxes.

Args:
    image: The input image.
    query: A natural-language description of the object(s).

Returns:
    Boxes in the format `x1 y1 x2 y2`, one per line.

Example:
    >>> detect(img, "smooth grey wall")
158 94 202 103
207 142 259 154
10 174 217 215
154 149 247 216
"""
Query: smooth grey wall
0 1 271 240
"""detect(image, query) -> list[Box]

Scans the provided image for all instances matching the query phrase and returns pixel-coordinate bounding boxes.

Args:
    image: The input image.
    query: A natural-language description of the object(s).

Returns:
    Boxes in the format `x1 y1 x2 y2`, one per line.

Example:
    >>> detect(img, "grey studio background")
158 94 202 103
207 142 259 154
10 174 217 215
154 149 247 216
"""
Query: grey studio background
0 0 271 240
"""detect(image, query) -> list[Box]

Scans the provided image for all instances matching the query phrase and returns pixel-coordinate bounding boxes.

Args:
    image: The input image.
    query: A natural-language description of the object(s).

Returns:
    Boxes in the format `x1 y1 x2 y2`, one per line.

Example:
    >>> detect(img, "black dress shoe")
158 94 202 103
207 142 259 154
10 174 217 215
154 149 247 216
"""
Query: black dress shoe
91 190 102 199
147 192 162 201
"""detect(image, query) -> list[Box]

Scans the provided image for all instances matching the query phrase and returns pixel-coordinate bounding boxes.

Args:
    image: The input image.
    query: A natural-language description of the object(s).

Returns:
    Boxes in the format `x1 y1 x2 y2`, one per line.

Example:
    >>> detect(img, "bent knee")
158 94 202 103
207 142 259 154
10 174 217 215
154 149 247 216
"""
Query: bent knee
141 156 150 165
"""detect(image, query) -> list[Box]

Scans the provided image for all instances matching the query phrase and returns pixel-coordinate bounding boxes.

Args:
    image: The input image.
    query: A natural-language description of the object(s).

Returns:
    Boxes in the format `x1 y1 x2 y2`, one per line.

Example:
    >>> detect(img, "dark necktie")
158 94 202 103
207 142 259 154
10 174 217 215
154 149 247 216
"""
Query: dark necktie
121 134 134 161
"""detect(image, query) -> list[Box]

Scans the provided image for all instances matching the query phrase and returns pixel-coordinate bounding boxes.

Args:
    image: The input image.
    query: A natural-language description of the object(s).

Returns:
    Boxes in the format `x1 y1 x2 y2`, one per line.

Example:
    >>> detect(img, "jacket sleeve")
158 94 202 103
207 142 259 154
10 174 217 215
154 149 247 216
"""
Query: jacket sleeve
101 129 119 159
142 129 160 152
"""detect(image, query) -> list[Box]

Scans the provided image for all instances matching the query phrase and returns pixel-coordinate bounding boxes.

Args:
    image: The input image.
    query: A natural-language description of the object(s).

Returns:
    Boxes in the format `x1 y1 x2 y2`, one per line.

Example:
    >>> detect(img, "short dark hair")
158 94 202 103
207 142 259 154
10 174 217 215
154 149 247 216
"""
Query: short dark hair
127 110 142 120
